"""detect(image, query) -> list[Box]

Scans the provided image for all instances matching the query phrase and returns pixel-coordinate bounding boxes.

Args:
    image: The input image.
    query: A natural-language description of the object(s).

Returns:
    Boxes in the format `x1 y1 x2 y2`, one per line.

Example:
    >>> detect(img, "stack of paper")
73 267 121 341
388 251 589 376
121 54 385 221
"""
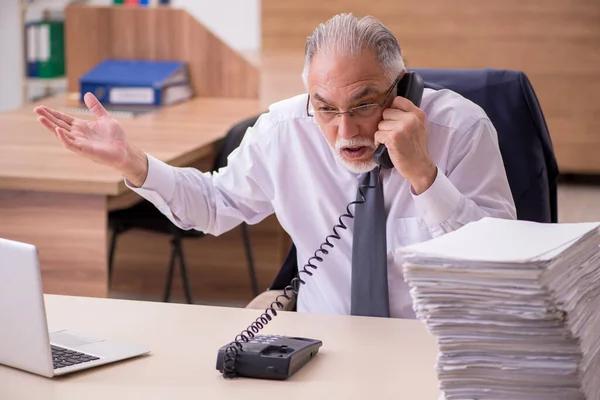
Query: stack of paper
396 217 600 400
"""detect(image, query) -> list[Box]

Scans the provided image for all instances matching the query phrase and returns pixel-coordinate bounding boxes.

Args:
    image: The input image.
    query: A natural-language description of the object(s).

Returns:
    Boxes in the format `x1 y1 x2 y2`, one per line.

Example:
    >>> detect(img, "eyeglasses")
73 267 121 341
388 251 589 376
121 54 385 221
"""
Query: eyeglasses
306 74 401 125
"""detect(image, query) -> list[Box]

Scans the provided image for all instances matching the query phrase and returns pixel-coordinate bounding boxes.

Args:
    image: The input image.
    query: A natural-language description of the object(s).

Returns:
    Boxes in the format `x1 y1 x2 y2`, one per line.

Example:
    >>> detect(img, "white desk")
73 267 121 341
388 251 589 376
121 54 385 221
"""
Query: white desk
0 295 440 399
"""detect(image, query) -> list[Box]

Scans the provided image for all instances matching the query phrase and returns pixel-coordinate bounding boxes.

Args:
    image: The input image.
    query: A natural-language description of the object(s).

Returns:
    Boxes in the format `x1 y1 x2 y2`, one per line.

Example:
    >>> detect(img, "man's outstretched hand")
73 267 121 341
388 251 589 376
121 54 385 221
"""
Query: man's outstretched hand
33 92 148 187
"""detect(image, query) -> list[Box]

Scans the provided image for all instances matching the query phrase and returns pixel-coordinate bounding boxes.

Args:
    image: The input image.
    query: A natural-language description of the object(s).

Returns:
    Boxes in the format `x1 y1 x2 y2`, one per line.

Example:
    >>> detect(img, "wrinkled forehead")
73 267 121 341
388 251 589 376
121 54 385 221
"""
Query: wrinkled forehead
308 49 388 86
307 50 390 104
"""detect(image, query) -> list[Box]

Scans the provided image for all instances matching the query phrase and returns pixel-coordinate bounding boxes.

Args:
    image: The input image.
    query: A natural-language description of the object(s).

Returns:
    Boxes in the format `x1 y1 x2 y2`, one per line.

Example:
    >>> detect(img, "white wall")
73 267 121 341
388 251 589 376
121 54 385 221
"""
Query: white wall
0 0 260 112
172 0 260 53
0 0 25 112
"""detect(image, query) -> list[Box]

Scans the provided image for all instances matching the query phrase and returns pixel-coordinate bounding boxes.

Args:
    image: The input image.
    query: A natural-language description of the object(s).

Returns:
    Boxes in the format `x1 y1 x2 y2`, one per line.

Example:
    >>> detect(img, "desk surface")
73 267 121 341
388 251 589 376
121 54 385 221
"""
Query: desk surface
0 94 261 196
0 295 440 400
0 52 306 197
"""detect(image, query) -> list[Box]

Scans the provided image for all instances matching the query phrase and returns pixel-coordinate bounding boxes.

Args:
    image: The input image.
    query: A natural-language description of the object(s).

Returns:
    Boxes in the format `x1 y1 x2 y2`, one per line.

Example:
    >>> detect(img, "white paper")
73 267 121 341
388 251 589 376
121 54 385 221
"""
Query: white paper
398 217 600 400
395 217 600 263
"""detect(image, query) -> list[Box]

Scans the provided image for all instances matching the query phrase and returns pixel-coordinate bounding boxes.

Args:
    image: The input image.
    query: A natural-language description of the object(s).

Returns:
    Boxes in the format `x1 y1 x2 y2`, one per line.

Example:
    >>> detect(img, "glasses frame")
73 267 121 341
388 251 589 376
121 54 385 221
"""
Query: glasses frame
306 74 402 121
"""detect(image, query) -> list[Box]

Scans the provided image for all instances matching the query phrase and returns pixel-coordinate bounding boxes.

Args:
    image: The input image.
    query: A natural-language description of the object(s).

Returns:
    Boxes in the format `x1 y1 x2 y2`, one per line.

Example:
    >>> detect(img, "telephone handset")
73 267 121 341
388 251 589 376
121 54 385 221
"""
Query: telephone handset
216 72 426 381
373 71 425 169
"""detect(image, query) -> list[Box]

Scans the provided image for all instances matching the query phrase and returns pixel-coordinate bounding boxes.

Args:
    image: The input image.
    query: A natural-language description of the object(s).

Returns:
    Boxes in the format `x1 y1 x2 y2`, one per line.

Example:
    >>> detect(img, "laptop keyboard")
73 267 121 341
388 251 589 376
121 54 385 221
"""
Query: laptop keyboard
51 345 100 369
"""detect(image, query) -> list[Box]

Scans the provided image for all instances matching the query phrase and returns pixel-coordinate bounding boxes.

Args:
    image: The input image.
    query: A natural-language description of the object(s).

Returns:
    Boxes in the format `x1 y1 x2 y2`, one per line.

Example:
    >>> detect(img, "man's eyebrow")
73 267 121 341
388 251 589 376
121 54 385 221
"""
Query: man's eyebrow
313 93 331 104
312 86 378 105
349 87 377 103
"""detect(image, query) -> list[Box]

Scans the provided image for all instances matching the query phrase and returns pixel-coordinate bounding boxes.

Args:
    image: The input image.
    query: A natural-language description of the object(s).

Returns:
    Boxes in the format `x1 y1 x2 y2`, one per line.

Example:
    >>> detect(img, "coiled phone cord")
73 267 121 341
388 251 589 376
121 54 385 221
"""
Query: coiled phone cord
221 165 383 379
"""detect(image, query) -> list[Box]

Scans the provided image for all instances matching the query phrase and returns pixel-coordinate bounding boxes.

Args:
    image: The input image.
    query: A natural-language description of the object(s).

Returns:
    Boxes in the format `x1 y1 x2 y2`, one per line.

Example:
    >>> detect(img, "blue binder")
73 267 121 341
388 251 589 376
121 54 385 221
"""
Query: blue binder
79 59 192 106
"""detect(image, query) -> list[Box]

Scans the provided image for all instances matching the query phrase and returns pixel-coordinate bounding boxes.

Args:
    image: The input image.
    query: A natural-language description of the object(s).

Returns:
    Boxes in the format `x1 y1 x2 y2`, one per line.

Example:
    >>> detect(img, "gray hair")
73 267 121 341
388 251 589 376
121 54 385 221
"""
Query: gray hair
301 13 405 87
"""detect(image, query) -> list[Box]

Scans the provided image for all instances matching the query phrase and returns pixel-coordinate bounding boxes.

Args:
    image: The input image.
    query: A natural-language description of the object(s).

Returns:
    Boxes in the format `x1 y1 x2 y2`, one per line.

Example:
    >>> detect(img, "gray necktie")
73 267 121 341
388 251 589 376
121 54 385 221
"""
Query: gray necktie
351 167 390 317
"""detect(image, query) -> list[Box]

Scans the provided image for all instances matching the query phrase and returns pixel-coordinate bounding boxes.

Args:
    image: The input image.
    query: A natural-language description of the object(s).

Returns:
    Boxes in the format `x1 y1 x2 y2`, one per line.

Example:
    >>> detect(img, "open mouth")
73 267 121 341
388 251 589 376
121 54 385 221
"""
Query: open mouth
341 146 370 159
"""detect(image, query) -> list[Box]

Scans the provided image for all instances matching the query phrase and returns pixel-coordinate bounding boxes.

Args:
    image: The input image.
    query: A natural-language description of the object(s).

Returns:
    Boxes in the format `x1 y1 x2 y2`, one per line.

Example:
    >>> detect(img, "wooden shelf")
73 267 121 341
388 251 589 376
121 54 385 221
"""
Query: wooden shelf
19 0 81 104
64 5 260 100
20 0 86 12
25 76 66 86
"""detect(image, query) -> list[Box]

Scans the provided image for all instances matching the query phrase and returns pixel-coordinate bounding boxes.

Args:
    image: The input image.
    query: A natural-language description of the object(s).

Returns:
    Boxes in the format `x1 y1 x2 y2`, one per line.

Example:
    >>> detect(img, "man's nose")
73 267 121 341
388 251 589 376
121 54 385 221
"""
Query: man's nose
337 114 359 140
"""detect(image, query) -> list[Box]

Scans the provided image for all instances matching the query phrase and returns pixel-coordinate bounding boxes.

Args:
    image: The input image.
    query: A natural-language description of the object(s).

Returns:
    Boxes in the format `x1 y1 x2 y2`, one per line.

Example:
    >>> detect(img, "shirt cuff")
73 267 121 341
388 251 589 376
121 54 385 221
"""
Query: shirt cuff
411 167 463 226
124 153 176 204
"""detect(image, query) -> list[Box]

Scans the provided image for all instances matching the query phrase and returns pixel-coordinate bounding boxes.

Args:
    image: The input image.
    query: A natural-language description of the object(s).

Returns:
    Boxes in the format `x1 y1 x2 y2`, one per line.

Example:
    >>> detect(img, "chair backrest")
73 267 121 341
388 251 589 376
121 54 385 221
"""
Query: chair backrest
412 68 559 223
211 114 262 171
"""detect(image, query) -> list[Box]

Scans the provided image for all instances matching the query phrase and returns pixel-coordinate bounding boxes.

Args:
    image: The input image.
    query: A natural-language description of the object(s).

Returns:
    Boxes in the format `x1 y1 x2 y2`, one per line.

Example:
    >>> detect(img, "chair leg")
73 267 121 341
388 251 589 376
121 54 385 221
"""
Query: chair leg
174 238 193 304
162 241 178 302
241 223 259 297
107 225 120 285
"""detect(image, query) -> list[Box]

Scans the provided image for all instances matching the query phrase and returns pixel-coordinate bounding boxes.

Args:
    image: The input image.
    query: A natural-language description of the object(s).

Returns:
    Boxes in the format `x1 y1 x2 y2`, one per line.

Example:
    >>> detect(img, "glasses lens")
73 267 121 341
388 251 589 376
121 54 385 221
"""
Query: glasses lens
312 105 380 125
316 111 336 124
353 105 380 118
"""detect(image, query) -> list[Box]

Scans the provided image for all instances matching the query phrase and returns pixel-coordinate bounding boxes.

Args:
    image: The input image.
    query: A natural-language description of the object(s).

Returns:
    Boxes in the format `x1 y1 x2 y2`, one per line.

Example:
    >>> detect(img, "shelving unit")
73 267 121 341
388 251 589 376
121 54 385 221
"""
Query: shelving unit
19 0 89 102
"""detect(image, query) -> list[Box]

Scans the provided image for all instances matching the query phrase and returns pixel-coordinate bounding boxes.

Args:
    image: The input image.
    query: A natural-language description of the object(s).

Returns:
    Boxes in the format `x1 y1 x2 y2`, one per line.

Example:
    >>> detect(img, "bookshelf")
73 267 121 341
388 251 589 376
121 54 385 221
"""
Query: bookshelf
19 0 77 102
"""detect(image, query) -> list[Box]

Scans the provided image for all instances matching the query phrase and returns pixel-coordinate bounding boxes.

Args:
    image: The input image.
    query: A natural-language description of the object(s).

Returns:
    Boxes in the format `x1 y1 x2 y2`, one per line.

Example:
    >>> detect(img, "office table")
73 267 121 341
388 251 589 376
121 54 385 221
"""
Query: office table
0 94 261 297
0 295 441 399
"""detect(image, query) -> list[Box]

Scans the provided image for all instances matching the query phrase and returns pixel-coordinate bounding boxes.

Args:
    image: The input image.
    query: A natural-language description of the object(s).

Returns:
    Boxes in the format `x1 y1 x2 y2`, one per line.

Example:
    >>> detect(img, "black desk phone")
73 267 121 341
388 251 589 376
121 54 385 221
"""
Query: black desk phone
216 71 425 380
216 335 323 380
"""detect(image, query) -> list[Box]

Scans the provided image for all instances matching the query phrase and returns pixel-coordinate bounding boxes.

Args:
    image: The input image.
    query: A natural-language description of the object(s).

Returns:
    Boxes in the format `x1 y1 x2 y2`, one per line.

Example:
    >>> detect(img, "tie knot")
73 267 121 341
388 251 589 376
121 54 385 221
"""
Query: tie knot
359 168 381 187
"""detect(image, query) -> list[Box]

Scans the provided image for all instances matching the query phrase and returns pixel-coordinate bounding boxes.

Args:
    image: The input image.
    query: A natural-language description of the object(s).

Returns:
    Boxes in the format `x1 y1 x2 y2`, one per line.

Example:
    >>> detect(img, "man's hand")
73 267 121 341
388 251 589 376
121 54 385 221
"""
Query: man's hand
374 96 437 195
33 92 149 187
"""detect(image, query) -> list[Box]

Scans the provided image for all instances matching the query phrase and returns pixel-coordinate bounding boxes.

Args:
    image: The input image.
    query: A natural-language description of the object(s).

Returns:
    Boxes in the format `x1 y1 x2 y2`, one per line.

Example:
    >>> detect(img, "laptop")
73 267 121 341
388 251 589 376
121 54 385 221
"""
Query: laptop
0 238 150 378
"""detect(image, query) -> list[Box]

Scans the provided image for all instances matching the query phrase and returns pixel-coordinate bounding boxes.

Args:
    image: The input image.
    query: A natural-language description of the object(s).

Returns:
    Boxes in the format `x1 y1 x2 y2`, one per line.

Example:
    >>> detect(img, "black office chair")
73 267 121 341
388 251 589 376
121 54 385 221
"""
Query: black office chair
414 68 559 223
249 67 561 309
108 115 262 304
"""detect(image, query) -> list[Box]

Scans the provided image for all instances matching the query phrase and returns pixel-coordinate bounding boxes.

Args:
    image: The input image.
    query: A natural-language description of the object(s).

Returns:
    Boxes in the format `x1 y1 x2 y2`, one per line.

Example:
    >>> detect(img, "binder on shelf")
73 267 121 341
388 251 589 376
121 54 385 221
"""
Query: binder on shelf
24 19 65 78
25 22 39 77
38 20 65 78
114 0 163 5
79 59 193 107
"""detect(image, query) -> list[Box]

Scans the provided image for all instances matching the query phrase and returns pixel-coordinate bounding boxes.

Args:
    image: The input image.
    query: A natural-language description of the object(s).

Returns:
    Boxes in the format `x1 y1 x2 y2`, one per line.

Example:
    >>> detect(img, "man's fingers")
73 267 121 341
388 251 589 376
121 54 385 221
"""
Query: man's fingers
83 92 110 119
378 119 402 131
391 95 418 111
373 130 392 147
381 108 416 125
37 116 60 137
381 107 426 127
34 105 75 125
381 107 405 121
56 127 76 140
35 107 72 131
56 127 82 152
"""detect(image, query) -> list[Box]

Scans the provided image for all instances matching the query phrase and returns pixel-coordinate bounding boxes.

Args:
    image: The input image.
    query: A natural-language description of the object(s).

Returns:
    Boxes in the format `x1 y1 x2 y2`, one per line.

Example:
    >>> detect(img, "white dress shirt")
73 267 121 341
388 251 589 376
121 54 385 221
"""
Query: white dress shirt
127 88 517 319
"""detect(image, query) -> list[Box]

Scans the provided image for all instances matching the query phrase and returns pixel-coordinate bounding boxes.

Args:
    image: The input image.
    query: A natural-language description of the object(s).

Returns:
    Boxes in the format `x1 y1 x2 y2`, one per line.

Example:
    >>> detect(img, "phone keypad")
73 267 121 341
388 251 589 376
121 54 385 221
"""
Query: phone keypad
247 334 281 344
